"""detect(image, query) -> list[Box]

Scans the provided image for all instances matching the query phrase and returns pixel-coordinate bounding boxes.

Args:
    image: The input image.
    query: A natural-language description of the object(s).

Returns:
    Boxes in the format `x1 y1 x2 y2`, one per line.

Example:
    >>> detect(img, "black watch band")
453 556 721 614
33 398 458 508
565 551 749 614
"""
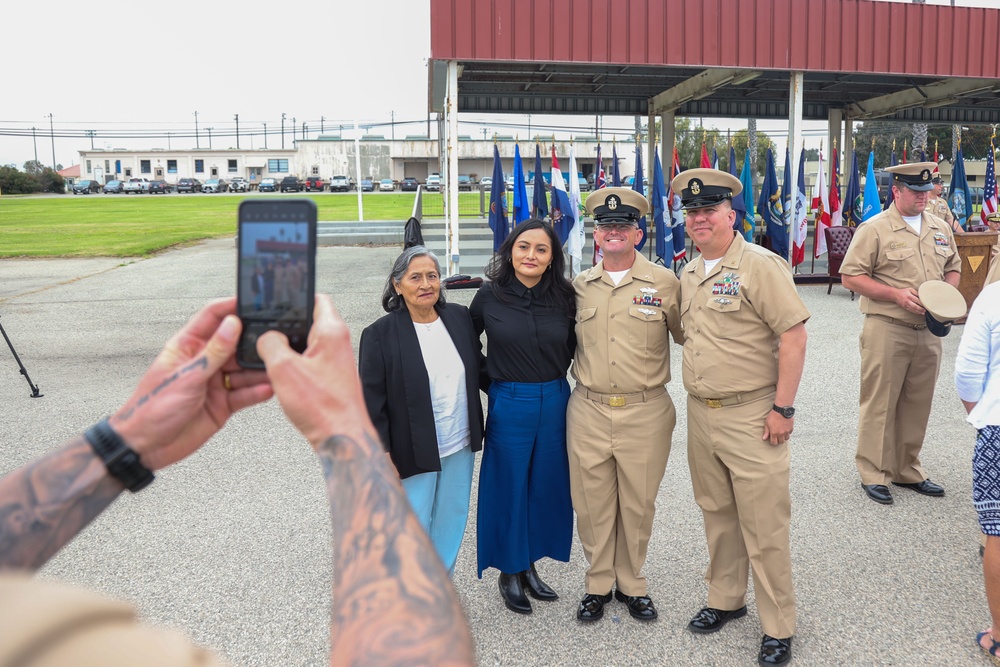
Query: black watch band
84 419 155 492
772 404 795 419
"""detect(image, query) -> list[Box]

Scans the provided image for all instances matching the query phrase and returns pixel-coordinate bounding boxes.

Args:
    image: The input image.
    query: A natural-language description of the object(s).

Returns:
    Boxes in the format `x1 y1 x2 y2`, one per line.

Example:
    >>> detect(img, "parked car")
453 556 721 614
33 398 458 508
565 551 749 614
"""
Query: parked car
122 178 150 194
258 178 278 192
176 178 202 193
330 175 352 192
400 177 419 192
360 179 374 192
72 179 101 194
280 176 302 192
425 174 441 192
578 176 591 192
480 176 493 191
229 177 249 192
203 178 228 193
148 180 171 194
458 174 473 191
304 176 325 192
624 175 649 189
378 178 395 192
102 180 124 194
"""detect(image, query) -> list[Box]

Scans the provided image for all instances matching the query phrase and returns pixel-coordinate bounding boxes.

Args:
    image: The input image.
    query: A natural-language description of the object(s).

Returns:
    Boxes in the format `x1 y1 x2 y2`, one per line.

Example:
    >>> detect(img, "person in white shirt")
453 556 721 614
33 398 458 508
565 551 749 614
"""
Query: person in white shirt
955 281 1000 662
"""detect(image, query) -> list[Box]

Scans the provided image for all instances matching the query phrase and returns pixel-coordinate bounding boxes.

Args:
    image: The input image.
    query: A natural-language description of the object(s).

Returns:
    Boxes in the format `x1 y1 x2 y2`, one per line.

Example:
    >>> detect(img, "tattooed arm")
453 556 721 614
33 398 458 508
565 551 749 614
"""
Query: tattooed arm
258 295 476 667
0 298 272 572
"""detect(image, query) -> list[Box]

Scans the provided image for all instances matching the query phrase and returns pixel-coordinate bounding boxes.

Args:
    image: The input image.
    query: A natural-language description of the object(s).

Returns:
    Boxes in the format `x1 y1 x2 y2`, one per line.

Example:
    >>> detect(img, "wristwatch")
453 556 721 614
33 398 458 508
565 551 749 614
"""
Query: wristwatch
772 404 795 419
84 419 155 492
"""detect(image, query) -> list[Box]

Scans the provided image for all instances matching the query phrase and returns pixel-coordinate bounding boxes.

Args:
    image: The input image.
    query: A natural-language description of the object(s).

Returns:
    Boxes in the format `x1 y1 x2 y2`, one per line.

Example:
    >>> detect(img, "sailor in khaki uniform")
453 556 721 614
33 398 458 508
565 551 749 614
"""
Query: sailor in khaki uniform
567 187 684 623
840 162 961 505
672 169 808 667
925 172 958 233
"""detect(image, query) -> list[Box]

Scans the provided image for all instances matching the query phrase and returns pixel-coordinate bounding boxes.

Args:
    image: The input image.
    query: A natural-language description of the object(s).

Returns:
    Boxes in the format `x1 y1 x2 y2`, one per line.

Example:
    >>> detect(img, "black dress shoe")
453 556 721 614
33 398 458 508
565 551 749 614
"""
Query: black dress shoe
687 605 748 634
758 635 792 666
614 589 658 620
576 592 612 622
520 563 558 601
892 479 945 497
862 483 893 505
498 572 532 614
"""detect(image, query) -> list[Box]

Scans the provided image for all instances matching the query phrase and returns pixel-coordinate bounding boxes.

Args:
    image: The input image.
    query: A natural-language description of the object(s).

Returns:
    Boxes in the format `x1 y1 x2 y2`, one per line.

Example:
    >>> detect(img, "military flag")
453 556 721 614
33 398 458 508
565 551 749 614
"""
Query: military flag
949 141 973 229
633 143 647 251
738 149 755 242
729 146 747 235
883 145 898 211
595 144 607 190
670 147 686 262
612 143 622 187
862 152 880 222
812 149 831 257
783 148 793 238
829 147 843 229
711 146 719 170
487 143 509 252
758 148 787 260
512 144 531 225
981 136 997 224
844 149 863 227
550 146 573 245
652 145 672 264
532 143 548 219
701 142 712 169
792 148 808 267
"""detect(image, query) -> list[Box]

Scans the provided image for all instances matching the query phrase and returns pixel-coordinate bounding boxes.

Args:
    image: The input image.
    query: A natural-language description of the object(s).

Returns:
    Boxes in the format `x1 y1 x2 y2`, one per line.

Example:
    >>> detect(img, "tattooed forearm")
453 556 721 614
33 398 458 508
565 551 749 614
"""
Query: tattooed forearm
318 430 475 667
116 356 209 422
0 437 123 571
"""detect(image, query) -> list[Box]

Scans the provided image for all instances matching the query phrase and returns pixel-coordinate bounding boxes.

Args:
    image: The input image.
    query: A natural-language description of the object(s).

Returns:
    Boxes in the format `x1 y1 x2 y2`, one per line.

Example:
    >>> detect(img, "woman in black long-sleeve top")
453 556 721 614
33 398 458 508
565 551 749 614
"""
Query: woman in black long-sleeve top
470 218 577 615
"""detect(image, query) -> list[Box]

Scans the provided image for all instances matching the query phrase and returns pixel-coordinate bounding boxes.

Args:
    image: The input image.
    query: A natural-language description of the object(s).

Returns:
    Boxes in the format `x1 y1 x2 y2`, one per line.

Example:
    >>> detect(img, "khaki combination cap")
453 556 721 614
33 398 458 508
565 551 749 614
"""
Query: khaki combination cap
669 168 742 210
885 161 937 192
585 187 649 224
0 575 232 667
918 280 967 337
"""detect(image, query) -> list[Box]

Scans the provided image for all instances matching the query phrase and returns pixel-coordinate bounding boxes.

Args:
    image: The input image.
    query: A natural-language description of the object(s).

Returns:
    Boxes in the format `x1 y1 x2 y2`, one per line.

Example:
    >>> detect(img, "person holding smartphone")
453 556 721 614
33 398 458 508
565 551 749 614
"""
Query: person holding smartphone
470 218 576 615
0 295 476 667
358 246 484 576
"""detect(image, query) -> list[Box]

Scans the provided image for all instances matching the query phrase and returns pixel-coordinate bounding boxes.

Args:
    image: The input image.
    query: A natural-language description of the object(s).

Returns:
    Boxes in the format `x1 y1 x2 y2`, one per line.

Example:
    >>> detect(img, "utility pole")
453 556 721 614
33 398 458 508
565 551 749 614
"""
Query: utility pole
167 132 171 150
31 127 38 164
391 111 395 140
292 117 297 142
47 113 56 170
207 128 213 149
281 113 286 149
302 122 307 140
86 129 95 149
234 114 240 149
321 116 325 134
194 111 200 148
263 122 268 149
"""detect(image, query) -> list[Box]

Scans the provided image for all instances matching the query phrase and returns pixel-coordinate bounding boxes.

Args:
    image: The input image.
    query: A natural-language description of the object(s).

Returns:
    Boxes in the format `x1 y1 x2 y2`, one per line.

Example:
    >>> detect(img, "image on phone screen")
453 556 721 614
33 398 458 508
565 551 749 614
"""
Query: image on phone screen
237 204 316 368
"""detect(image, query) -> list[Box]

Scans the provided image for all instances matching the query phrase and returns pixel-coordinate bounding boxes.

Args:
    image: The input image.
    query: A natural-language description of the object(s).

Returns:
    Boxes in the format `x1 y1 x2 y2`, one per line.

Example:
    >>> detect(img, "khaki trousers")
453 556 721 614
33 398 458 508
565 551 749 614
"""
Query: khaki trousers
855 316 942 485
566 387 674 596
687 393 796 639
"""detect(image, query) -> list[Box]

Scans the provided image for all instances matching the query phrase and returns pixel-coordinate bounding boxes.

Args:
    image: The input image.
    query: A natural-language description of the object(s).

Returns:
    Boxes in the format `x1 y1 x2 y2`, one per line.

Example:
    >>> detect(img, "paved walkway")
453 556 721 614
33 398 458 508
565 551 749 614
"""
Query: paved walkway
0 237 989 666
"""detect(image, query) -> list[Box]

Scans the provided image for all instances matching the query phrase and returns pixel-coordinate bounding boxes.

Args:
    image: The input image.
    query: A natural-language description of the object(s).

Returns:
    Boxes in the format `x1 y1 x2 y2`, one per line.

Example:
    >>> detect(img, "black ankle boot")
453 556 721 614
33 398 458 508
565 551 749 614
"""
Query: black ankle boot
521 563 558 601
498 571 532 614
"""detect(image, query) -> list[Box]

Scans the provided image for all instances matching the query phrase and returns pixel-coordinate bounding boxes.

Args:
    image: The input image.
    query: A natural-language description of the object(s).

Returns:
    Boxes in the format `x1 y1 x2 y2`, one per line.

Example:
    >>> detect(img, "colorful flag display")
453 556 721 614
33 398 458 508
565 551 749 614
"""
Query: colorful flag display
844 149 863 227
612 143 621 187
670 147 686 262
812 150 831 257
652 145 672 264
532 143 548 219
487 144 508 252
982 137 998 225
633 144 647 251
862 152 880 222
567 145 584 275
729 146 747 235
883 146 898 211
792 148 808 267
550 146 573 245
829 148 843 229
950 143 973 230
512 144 530 225
595 145 606 190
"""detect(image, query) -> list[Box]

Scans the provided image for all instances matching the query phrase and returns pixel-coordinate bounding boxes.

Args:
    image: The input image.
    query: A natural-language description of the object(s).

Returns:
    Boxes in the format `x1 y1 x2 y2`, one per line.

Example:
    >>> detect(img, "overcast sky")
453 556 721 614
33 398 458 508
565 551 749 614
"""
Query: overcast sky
2 0 993 170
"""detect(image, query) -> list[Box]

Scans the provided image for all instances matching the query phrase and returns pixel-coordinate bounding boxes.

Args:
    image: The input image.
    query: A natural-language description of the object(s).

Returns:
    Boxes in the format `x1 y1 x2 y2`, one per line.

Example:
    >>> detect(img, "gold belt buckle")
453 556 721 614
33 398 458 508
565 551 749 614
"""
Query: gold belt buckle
705 398 723 409
608 395 626 408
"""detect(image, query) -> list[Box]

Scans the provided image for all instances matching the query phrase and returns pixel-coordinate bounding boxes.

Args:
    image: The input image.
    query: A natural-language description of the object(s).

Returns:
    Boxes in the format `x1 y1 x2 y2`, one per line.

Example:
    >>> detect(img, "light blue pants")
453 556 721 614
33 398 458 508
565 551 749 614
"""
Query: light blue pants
401 445 475 576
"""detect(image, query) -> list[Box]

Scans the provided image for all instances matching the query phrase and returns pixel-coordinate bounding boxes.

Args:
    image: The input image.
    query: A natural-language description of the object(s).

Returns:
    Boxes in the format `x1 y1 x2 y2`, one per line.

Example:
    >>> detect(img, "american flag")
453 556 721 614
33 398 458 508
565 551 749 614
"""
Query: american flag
982 138 998 224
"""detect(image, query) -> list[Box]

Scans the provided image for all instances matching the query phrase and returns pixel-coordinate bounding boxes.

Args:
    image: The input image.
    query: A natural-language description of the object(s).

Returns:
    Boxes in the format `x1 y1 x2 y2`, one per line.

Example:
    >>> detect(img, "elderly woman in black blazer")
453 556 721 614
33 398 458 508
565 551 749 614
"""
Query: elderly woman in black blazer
358 246 484 575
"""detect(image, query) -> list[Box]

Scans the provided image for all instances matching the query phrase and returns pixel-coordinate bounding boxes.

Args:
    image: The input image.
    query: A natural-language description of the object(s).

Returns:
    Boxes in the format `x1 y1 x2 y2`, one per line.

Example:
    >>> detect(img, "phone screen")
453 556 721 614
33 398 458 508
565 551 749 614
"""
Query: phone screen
236 200 317 368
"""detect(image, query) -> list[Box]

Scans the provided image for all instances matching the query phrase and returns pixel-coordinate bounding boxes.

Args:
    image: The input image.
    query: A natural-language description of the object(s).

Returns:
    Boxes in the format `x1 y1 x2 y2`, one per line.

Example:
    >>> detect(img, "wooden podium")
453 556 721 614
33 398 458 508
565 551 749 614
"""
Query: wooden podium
956 231 999 312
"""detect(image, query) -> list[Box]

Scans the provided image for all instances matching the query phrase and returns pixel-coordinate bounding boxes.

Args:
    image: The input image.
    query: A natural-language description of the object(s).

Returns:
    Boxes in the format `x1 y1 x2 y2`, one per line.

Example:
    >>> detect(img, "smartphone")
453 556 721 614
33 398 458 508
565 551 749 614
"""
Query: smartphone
236 199 317 369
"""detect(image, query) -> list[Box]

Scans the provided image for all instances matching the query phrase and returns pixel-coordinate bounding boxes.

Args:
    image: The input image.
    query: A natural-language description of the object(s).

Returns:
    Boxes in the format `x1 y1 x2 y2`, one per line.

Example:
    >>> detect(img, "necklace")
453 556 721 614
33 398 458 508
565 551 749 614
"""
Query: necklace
416 318 438 331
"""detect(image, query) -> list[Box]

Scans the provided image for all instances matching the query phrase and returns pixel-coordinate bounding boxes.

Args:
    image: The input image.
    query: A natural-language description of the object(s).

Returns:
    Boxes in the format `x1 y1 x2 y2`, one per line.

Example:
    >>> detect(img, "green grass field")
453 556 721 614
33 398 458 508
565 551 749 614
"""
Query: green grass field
0 192 486 258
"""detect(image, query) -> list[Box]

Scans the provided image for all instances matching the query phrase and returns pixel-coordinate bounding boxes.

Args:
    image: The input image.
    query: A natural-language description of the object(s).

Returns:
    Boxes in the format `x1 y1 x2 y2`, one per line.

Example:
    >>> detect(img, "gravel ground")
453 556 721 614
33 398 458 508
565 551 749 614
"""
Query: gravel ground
0 237 989 667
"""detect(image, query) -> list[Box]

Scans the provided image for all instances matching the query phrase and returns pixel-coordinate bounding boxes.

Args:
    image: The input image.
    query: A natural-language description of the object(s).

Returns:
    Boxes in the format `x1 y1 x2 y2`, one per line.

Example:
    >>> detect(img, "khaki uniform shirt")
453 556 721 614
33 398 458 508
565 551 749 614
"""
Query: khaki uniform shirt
680 234 810 398
924 196 954 225
571 252 683 393
840 205 961 326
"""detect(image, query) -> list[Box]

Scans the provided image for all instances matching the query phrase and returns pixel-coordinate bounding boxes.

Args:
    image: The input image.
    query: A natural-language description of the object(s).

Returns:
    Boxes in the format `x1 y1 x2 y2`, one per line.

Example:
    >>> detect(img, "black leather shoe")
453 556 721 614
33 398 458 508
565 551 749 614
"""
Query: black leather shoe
576 592 612 622
687 605 748 634
498 572 532 614
862 483 893 505
614 589 658 620
521 563 558 601
892 479 945 497
758 635 792 666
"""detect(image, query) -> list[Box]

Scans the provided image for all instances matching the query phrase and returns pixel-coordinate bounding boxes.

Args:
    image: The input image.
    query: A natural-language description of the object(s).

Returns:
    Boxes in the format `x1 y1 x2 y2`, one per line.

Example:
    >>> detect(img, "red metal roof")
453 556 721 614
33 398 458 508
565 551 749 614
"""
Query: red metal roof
431 0 1000 79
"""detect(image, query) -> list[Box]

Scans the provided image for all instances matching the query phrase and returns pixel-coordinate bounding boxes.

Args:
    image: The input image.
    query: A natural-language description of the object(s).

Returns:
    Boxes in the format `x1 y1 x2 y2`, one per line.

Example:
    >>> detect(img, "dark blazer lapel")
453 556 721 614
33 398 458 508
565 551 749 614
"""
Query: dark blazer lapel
391 309 438 470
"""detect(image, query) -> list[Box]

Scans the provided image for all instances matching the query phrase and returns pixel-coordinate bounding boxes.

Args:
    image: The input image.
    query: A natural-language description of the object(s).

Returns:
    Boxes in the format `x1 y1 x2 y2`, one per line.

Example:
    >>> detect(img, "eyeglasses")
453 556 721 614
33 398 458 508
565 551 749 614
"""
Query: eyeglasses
596 224 637 234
